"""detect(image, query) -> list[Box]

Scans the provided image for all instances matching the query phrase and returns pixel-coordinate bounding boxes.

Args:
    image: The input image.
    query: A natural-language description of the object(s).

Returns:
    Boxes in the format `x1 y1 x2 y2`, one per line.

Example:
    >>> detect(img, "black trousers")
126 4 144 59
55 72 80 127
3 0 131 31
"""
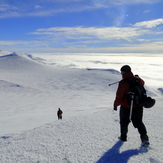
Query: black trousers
58 115 62 120
120 106 149 142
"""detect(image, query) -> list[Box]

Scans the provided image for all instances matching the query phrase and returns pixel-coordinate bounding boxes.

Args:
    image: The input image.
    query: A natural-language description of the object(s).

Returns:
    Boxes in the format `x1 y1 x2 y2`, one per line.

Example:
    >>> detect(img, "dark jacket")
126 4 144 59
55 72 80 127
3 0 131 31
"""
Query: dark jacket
57 109 63 116
114 72 144 108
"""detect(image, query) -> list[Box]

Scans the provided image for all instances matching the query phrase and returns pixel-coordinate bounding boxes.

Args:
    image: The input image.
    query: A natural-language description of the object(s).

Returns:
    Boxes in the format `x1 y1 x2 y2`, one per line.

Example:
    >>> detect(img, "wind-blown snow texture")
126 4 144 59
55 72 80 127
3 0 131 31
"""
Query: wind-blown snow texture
0 51 163 163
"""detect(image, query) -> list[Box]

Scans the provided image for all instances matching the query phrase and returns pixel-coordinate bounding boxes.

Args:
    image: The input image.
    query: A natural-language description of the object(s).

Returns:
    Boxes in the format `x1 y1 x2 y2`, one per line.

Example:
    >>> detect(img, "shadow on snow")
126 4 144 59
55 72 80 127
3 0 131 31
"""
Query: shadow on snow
96 140 148 163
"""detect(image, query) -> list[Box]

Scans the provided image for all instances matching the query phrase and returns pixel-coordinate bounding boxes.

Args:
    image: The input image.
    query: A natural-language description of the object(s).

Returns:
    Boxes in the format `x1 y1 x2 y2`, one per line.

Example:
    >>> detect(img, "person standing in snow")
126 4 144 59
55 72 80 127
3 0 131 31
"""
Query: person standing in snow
113 65 149 147
57 108 63 120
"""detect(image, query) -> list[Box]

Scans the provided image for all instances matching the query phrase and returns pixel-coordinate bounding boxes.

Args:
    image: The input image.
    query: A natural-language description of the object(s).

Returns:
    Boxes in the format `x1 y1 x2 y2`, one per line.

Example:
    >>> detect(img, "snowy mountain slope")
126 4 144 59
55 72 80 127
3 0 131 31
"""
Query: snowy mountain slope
0 103 162 163
0 52 119 136
0 52 41 71
0 51 163 163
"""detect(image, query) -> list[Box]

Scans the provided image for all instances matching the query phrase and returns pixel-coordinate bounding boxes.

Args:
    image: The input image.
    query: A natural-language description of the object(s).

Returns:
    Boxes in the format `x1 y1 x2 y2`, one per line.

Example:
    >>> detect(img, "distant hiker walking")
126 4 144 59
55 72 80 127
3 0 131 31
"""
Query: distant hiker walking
113 65 149 147
57 108 63 120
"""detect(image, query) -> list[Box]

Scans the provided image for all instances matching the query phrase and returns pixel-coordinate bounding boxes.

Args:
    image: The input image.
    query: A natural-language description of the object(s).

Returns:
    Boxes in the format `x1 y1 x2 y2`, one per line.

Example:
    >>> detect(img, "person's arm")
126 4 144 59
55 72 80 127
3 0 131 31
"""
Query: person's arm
113 81 128 109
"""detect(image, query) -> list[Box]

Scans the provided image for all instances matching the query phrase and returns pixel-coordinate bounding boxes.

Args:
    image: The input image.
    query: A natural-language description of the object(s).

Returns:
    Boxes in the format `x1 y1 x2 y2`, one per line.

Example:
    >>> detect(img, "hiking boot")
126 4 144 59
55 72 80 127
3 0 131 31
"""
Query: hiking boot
141 140 150 147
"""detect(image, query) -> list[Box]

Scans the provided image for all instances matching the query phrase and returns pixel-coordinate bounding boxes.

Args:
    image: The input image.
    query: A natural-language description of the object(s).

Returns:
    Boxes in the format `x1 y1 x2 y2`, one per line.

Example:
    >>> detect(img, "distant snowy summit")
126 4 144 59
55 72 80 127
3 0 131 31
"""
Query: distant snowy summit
0 50 45 72
0 52 19 58
0 50 30 59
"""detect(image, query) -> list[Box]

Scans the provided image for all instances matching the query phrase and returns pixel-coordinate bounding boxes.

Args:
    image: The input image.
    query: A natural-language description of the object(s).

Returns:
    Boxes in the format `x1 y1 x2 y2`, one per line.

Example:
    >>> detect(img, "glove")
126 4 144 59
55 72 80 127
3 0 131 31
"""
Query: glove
114 107 117 111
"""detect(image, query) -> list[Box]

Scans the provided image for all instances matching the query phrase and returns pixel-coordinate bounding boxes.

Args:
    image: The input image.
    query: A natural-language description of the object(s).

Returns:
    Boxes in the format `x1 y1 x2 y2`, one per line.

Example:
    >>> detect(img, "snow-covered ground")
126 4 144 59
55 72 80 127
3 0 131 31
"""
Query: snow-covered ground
0 51 162 163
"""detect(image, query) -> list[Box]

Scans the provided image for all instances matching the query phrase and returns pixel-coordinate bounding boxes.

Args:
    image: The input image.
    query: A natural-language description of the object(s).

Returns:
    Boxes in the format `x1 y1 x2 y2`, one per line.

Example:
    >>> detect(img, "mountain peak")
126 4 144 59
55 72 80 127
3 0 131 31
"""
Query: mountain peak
0 52 19 58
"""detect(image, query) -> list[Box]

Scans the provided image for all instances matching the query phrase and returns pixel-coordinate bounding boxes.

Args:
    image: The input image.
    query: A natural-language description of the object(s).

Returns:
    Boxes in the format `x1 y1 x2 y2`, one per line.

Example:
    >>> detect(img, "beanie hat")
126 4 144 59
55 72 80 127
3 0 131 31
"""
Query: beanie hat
120 65 131 73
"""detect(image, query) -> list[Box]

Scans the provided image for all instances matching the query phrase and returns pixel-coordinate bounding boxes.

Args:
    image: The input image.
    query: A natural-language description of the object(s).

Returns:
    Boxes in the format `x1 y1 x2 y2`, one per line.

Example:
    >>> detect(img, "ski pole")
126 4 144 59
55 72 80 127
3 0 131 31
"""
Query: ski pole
129 93 134 122
108 81 120 86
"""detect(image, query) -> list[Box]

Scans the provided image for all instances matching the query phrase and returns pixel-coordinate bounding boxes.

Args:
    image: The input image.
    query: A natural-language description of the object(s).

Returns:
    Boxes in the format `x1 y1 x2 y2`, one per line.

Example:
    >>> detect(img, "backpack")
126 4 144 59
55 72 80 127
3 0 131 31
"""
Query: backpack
123 76 155 108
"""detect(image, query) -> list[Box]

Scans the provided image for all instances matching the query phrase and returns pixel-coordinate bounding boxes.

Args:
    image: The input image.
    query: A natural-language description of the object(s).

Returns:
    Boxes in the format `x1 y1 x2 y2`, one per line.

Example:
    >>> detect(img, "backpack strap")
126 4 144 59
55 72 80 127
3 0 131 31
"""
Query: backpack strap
122 78 132 84
121 78 133 88
122 75 142 86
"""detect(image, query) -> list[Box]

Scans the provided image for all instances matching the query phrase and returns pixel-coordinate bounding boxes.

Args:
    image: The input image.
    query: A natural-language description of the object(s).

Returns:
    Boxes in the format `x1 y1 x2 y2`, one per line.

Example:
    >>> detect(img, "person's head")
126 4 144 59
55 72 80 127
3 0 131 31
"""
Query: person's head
120 65 131 75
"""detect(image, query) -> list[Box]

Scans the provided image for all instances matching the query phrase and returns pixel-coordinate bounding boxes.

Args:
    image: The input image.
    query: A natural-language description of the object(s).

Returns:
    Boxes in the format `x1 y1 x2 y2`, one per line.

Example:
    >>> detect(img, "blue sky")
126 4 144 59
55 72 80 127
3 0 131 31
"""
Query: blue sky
0 0 163 54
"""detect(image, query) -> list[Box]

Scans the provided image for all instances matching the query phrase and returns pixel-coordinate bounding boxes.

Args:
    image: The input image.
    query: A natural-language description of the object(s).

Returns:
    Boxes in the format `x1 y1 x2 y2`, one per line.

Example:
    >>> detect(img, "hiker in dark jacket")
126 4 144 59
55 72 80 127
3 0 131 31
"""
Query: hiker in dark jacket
113 65 149 147
57 108 63 120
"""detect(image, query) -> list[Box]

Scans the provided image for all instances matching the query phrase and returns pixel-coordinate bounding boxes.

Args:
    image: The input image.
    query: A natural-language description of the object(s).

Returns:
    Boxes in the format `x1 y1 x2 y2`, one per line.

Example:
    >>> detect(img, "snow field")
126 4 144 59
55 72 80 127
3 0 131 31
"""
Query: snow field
0 52 163 163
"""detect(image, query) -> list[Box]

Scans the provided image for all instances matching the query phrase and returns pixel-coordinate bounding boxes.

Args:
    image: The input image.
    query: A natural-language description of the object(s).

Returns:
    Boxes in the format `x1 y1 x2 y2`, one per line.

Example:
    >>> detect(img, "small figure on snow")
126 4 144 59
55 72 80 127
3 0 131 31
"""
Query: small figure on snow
113 65 149 147
57 108 63 120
